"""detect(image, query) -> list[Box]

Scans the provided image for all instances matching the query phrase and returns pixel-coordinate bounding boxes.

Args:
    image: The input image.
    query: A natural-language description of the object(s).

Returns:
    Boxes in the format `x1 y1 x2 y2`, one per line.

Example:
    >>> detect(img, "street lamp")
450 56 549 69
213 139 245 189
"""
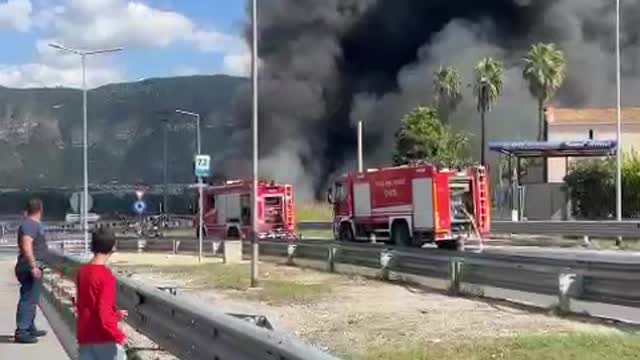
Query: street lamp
251 0 259 287
615 0 623 234
49 42 123 253
175 109 204 262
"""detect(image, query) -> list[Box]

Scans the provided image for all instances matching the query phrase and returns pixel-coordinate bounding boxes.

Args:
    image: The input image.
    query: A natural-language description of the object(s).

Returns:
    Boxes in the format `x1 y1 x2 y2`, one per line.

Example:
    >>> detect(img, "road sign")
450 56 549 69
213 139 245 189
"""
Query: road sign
194 154 211 178
133 200 147 215
69 192 93 213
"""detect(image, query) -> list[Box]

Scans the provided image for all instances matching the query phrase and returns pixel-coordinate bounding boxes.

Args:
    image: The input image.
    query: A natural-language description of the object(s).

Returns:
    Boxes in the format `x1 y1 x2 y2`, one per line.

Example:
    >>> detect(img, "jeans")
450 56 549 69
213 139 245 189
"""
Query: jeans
15 269 41 336
79 343 127 360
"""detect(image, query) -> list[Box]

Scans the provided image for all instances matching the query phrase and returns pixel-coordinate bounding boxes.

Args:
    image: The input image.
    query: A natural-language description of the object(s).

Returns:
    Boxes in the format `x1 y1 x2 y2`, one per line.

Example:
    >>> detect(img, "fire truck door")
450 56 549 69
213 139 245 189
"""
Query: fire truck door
225 193 241 222
216 194 226 224
353 182 371 216
412 178 434 229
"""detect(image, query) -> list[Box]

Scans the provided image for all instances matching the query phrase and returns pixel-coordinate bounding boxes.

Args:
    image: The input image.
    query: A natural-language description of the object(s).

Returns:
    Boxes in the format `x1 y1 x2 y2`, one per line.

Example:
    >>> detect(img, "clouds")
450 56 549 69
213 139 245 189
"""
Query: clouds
0 0 32 31
0 0 245 88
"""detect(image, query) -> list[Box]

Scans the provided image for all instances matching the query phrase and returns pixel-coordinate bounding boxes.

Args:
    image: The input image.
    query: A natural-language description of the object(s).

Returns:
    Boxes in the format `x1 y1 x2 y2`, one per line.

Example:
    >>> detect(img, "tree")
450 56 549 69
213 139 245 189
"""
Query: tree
523 43 567 141
474 57 505 165
393 106 471 168
433 65 463 123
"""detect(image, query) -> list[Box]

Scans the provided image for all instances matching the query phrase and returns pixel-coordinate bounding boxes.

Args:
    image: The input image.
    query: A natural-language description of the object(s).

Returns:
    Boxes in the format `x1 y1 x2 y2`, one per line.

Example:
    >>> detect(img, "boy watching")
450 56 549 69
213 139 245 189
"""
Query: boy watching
76 227 128 360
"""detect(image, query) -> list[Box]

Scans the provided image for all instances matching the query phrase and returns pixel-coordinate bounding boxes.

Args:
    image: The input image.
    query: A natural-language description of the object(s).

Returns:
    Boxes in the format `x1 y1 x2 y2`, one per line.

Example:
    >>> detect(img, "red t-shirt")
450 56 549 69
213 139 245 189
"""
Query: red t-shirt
76 264 127 345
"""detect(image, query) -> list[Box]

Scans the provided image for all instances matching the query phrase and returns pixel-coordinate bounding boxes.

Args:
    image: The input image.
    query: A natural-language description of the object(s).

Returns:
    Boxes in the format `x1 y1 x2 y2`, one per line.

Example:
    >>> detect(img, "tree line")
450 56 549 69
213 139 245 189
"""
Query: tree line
394 42 567 167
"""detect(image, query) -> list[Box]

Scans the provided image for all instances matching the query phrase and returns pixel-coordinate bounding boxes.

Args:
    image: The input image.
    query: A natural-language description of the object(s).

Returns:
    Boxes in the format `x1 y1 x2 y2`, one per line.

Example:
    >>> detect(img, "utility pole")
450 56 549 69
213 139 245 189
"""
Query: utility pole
251 0 259 287
357 120 363 173
162 119 169 215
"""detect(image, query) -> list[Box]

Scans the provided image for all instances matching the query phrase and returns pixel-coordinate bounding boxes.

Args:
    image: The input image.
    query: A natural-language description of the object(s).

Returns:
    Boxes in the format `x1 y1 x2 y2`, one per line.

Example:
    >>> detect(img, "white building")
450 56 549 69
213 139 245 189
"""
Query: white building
546 107 640 183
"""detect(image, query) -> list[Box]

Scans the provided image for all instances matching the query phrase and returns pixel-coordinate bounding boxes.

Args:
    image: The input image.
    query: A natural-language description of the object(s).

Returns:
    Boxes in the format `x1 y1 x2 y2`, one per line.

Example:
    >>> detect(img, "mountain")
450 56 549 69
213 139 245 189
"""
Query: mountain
0 75 248 187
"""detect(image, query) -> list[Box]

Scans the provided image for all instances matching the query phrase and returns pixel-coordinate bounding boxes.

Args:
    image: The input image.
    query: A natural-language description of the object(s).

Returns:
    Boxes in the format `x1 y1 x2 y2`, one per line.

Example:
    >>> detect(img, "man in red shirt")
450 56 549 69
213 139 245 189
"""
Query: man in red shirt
76 227 128 360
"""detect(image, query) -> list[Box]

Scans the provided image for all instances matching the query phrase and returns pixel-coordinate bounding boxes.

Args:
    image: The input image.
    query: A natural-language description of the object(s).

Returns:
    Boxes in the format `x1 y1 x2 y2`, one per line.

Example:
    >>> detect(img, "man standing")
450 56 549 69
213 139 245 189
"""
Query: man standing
15 198 48 344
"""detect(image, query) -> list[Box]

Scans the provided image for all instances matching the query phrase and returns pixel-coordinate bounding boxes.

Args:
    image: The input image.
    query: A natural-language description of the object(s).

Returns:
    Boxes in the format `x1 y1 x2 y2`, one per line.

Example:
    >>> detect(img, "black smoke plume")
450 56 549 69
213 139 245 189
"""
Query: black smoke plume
230 0 640 200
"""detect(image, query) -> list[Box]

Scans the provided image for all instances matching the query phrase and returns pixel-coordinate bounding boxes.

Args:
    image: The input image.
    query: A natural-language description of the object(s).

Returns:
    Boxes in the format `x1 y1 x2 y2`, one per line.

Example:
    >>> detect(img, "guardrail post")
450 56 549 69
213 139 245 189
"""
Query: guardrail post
582 236 591 247
286 244 297 265
137 239 146 253
449 258 462 295
379 250 393 280
558 273 583 313
327 246 336 273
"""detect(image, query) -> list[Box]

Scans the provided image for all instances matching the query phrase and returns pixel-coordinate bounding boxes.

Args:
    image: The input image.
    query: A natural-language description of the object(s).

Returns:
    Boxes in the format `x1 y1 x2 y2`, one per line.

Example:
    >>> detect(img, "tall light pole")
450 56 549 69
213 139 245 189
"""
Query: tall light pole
251 0 259 287
49 43 123 253
357 120 364 173
176 109 204 262
615 0 623 233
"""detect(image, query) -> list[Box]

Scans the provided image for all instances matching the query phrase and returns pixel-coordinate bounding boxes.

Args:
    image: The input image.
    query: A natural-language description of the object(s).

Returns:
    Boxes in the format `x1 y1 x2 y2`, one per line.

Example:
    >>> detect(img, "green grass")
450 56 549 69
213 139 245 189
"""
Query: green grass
150 262 333 305
357 333 640 360
297 202 333 222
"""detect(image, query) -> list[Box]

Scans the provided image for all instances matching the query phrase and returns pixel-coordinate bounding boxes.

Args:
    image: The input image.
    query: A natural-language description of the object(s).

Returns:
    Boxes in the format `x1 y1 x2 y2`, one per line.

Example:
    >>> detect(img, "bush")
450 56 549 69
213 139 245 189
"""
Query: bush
564 152 640 219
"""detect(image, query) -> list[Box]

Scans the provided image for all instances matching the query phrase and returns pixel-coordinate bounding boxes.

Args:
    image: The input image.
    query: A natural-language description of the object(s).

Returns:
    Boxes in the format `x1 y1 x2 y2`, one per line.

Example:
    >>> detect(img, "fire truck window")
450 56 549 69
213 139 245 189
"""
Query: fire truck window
335 183 346 202
241 195 251 225
265 197 282 206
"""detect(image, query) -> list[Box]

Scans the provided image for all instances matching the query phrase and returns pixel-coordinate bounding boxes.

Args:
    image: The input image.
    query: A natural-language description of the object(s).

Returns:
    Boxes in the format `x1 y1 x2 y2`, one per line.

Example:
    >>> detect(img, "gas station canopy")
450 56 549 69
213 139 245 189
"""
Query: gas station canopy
489 140 617 158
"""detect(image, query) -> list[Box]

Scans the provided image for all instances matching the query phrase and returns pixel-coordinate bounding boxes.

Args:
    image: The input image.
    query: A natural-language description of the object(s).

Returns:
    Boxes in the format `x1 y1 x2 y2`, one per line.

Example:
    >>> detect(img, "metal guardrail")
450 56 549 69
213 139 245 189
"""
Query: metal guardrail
43 250 338 360
110 237 640 311
492 220 640 238
297 220 640 239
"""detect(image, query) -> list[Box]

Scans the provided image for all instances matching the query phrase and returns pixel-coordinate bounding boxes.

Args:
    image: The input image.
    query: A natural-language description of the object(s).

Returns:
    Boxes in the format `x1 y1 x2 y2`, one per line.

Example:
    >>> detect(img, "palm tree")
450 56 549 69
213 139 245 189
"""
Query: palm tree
433 65 463 123
474 57 505 165
523 43 567 141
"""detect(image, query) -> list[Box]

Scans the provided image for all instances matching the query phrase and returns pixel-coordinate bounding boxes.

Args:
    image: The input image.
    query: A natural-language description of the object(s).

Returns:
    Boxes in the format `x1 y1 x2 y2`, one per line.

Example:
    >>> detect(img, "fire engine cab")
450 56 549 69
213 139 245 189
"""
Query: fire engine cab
195 180 296 241
327 165 490 249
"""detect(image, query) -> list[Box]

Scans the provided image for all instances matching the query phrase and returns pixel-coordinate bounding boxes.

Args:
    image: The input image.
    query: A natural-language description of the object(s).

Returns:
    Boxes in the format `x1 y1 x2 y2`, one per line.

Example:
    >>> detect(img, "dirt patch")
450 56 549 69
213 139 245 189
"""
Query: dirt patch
110 253 623 358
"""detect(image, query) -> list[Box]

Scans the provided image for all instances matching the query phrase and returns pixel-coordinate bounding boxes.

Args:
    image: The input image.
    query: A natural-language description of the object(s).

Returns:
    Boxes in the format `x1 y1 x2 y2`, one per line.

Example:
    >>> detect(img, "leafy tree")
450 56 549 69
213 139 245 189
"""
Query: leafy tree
393 106 471 168
433 65 463 123
523 43 567 141
474 57 505 165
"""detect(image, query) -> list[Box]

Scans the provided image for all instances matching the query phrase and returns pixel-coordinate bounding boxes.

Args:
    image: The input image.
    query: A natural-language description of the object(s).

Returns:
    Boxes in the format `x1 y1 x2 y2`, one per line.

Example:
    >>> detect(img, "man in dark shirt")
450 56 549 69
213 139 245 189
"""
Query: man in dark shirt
15 198 48 344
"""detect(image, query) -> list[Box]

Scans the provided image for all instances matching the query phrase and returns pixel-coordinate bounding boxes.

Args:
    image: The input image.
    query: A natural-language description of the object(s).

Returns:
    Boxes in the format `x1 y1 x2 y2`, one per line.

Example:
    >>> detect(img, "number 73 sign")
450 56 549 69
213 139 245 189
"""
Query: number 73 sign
194 154 211 178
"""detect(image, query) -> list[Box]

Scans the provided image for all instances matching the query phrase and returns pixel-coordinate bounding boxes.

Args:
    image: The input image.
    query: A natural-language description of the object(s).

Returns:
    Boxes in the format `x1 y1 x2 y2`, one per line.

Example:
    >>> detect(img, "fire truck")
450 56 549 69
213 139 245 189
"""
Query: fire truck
194 180 296 240
327 165 490 249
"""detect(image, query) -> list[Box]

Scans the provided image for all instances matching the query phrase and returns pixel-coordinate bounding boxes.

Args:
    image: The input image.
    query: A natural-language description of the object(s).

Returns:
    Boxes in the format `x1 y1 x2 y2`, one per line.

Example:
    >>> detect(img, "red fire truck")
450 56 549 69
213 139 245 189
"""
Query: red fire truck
328 165 490 249
195 180 296 240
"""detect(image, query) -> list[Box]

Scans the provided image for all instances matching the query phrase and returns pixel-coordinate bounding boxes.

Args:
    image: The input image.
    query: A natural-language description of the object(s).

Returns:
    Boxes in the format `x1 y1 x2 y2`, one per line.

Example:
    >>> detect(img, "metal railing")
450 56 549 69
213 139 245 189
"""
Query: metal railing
297 220 640 239
42 250 339 360
109 238 640 313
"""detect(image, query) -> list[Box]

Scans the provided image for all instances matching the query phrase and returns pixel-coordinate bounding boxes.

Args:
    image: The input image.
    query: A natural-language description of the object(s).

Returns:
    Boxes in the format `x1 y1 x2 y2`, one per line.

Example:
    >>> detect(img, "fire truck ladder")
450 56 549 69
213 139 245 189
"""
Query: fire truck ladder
475 166 489 233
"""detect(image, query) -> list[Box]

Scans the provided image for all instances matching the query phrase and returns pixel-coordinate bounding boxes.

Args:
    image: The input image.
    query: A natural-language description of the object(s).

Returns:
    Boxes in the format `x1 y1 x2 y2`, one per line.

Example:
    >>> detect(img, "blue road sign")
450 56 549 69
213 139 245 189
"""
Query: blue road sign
133 200 147 215
194 154 211 178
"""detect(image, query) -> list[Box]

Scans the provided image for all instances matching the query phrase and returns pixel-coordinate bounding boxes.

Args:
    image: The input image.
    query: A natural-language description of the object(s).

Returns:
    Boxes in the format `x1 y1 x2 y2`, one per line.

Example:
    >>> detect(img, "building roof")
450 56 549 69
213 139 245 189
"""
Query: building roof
489 140 617 158
546 107 640 125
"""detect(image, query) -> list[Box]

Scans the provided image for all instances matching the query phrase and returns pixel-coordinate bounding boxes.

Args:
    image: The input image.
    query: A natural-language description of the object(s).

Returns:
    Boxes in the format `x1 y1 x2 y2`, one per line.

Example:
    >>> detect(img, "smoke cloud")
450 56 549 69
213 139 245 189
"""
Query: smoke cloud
232 0 640 200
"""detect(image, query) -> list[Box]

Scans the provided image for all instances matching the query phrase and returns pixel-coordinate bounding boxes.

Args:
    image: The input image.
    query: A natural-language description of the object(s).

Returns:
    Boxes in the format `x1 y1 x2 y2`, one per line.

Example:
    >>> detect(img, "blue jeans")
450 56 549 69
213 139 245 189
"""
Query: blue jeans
15 269 41 336
79 343 127 360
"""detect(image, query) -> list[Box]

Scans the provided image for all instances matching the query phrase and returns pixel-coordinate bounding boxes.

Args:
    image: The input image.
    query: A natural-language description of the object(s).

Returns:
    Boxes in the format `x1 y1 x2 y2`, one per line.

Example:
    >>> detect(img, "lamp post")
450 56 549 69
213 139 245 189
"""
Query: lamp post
251 0 259 287
615 0 623 234
175 109 203 262
49 43 123 253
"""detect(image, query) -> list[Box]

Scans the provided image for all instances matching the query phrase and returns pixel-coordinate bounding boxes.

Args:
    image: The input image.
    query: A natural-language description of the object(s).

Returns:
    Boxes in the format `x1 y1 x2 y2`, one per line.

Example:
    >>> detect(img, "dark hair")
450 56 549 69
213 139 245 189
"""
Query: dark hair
25 198 43 216
91 227 116 255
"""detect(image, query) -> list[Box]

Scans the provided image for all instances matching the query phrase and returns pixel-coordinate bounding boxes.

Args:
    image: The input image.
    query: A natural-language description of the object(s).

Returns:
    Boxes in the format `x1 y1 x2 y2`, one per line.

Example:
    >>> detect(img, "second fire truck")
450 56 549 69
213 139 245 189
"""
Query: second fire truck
328 164 490 249
195 180 296 240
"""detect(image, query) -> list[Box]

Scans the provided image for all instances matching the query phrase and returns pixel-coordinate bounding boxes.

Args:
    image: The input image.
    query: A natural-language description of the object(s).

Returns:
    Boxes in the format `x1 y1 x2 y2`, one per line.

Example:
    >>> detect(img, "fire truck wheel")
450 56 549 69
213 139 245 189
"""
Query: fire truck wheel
391 222 411 247
338 223 354 242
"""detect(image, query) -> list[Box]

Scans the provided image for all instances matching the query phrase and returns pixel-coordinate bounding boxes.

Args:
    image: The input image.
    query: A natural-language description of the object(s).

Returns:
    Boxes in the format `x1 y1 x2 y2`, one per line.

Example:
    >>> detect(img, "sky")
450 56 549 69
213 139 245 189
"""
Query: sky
0 0 249 89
